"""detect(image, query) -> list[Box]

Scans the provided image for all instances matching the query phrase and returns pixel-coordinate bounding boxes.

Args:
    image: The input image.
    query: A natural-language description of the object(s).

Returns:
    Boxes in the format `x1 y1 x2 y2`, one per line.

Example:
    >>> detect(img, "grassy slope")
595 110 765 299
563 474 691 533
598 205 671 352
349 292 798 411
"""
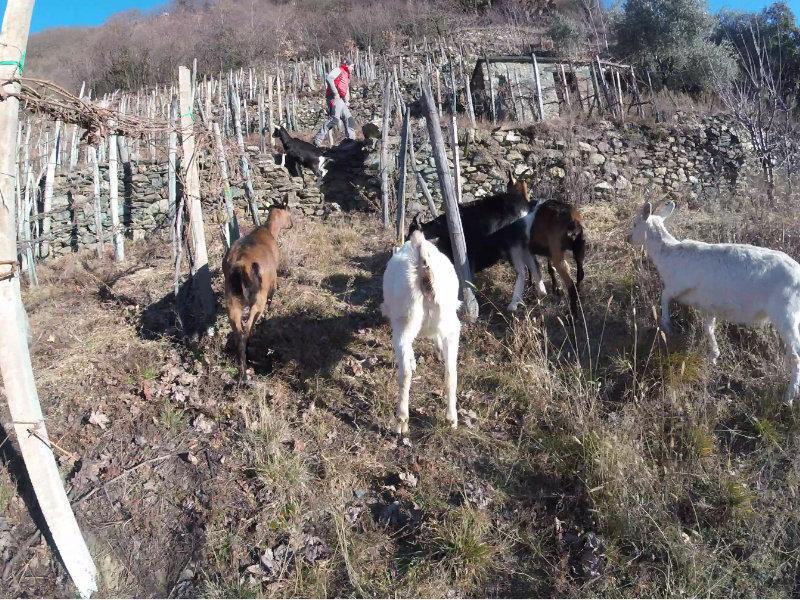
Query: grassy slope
3 187 800 597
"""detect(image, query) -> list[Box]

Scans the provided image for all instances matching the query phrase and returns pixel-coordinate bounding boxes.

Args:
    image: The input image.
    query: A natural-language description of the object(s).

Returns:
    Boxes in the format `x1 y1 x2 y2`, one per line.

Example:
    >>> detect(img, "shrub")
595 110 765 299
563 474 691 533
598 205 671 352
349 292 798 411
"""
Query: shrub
611 0 737 93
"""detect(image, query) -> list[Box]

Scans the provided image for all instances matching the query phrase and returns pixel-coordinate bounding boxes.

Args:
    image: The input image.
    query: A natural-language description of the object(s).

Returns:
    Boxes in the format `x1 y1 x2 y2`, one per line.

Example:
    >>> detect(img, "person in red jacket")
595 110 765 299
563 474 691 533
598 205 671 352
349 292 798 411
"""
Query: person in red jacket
314 58 356 145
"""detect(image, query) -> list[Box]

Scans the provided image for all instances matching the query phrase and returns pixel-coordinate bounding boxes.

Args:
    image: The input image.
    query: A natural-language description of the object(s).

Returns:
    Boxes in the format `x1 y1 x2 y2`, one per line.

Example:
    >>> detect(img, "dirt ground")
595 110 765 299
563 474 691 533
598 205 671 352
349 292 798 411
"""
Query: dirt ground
3 186 800 597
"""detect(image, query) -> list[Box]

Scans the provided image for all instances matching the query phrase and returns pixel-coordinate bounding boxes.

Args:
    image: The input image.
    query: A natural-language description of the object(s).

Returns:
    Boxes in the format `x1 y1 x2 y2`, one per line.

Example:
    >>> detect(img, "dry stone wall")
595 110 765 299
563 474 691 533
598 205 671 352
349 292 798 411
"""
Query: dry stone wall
405 114 755 216
35 111 756 259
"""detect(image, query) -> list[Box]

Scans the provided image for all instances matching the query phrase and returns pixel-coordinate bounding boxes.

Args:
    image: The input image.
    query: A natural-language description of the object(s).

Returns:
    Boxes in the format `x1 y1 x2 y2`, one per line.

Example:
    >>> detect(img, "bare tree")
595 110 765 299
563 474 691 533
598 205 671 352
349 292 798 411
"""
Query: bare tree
715 20 798 202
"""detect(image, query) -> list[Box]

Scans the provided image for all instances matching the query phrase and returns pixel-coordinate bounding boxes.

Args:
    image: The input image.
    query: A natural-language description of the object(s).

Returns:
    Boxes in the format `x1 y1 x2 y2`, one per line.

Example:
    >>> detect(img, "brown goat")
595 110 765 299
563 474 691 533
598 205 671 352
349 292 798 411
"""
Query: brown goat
223 207 293 382
528 200 586 315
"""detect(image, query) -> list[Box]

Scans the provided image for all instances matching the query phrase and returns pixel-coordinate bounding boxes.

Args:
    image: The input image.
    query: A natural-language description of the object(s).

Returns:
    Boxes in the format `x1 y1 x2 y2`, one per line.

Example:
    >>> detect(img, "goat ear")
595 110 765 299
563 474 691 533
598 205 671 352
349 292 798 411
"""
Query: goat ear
641 202 652 219
656 201 675 219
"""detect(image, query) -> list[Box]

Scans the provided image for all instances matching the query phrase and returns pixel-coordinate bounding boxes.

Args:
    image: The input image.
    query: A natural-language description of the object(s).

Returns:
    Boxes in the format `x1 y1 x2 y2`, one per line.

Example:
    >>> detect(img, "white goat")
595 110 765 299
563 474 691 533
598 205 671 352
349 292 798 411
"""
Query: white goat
630 201 800 404
382 230 462 433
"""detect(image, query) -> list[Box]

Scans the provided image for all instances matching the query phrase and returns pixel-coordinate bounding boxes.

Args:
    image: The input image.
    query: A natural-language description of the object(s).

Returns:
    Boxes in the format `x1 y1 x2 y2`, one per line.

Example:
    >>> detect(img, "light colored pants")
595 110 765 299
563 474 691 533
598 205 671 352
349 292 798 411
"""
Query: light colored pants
314 98 356 143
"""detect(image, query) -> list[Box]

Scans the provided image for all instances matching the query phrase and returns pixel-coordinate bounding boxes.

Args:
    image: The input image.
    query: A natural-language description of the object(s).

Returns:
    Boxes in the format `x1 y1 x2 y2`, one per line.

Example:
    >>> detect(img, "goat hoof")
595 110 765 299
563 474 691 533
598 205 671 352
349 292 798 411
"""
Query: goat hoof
395 420 409 435
446 411 458 429
507 302 519 312
536 281 547 297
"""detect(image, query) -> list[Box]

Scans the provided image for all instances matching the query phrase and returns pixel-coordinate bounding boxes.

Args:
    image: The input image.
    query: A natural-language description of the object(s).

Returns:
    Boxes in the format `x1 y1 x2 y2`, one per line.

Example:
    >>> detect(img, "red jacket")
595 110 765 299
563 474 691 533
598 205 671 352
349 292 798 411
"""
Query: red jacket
325 64 351 108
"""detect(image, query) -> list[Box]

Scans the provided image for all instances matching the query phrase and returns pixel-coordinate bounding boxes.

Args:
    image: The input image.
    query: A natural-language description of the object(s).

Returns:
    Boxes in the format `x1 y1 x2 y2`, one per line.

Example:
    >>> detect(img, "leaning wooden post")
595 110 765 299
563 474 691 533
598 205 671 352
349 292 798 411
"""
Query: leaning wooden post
0 2 97 597
178 65 215 331
460 56 476 135
379 74 392 227
559 63 571 110
212 121 240 248
407 124 437 218
228 81 260 225
421 79 478 322
531 53 545 121
41 119 61 258
395 107 410 245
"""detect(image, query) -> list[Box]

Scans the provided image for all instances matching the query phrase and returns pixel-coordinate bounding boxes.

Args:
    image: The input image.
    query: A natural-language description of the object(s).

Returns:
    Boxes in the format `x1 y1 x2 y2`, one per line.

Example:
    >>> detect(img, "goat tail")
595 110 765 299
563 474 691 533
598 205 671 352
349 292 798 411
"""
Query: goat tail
410 230 435 301
230 262 262 331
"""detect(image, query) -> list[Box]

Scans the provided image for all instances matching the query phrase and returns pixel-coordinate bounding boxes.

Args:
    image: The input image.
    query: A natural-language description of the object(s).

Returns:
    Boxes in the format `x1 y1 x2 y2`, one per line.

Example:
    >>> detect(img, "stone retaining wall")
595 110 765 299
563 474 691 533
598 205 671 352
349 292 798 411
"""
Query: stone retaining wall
32 112 757 259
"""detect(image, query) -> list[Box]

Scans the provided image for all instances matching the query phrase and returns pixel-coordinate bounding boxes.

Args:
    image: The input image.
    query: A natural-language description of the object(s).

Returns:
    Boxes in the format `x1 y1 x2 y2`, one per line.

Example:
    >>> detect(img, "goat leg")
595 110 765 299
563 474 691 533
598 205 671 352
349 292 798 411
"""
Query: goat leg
238 331 249 384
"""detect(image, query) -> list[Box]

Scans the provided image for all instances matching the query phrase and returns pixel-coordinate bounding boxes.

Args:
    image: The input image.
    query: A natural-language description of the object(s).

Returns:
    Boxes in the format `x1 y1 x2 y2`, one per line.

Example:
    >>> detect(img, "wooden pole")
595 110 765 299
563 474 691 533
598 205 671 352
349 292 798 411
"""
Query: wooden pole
68 81 84 171
595 56 614 117
379 74 392 227
178 65 215 331
267 74 275 149
212 121 240 248
421 79 478 322
461 56 476 133
168 97 178 261
395 107 410 245
450 113 462 204
258 90 266 153
0 3 98 597
484 56 496 124
108 125 124 262
407 124 437 218
228 81 260 225
41 120 61 258
88 145 104 258
559 63 571 110
615 69 625 122
531 53 545 121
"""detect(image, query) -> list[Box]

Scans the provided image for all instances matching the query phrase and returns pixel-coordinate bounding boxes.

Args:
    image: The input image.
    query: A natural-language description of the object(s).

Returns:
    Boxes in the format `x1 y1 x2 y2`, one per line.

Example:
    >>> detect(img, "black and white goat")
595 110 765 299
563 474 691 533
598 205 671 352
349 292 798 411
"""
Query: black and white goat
272 126 328 179
410 172 586 314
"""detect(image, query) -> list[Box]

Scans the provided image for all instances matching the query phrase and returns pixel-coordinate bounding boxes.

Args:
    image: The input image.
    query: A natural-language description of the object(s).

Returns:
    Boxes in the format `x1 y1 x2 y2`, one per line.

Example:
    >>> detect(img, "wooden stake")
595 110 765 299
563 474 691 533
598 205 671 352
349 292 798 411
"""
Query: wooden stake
395 107 410 245
41 120 61 258
228 81 260 225
178 64 215 331
88 145 104 258
450 114 462 204
168 97 178 261
531 53 545 121
484 55 496 124
108 125 124 262
559 63 571 110
68 81 84 171
212 121 240 248
421 79 478 322
408 124 437 218
379 75 392 227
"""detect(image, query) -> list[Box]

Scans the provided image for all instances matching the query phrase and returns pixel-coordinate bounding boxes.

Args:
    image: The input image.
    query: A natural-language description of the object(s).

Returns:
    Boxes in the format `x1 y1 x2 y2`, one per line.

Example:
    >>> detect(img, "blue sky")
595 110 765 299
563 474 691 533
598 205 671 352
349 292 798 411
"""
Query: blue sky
0 0 797 33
